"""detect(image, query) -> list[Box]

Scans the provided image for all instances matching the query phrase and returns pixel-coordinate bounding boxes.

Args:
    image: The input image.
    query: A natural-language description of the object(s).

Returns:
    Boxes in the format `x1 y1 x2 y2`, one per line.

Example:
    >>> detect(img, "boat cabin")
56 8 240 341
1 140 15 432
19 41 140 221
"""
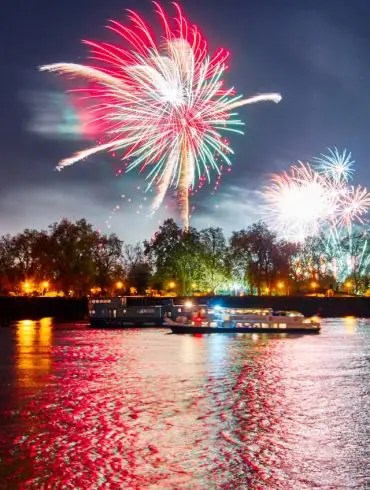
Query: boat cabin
89 296 175 326
88 296 203 327
273 310 304 317
209 307 273 316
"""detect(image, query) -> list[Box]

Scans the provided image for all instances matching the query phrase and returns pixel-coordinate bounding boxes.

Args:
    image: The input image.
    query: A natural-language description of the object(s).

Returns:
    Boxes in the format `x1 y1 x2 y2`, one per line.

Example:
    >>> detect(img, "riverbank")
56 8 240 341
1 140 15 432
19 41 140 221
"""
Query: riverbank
0 297 87 322
1 295 370 322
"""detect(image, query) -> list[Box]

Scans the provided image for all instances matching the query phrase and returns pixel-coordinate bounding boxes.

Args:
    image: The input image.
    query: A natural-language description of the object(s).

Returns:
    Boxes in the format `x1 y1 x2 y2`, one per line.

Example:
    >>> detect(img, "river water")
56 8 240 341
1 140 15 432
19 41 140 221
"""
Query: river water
0 318 369 489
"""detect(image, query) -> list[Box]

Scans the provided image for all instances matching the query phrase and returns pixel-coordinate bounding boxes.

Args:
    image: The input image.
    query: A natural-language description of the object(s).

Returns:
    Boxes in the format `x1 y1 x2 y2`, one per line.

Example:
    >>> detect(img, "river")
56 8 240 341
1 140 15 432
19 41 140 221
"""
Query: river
0 318 369 489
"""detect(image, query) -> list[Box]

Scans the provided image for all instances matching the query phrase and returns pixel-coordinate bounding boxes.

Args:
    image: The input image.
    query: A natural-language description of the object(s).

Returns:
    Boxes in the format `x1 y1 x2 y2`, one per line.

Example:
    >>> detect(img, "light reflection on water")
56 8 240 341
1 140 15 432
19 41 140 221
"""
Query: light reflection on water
0 318 369 488
15 318 53 390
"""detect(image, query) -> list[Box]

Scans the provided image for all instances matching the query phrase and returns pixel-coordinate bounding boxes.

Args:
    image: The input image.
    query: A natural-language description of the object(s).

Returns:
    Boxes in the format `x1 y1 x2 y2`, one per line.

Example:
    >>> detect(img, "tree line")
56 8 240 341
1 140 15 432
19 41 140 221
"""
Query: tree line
0 218 368 296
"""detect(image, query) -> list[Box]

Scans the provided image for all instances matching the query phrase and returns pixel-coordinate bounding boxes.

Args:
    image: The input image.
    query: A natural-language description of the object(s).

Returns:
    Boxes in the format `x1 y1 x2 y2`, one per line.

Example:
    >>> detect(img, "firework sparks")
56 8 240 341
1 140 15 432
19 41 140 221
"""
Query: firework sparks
264 163 335 242
264 150 370 243
314 148 354 183
264 150 370 283
40 2 281 229
339 185 370 226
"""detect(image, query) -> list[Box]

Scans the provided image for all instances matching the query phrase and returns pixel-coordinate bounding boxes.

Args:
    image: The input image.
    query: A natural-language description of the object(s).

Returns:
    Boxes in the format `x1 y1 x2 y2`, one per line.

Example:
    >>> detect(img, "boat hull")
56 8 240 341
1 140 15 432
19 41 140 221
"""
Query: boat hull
90 318 167 328
167 324 320 334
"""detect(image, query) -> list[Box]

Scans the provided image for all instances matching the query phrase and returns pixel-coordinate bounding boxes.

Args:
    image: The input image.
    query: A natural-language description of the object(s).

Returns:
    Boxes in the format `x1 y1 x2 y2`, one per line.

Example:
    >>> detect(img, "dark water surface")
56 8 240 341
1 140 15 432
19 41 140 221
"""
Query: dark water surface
0 318 369 489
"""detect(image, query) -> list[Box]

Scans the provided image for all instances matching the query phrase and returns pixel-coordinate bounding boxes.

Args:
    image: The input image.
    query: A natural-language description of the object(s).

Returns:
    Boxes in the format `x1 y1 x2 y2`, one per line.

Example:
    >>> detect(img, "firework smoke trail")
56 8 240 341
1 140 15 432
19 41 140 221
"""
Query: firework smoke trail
264 148 370 281
40 2 281 229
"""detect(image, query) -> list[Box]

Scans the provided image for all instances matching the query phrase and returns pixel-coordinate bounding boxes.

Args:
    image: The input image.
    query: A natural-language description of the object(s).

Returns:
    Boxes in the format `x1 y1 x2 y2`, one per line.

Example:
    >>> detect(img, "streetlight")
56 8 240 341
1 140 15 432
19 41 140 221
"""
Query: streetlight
168 281 176 290
277 281 288 295
22 281 32 295
116 281 124 290
345 281 352 295
311 281 317 295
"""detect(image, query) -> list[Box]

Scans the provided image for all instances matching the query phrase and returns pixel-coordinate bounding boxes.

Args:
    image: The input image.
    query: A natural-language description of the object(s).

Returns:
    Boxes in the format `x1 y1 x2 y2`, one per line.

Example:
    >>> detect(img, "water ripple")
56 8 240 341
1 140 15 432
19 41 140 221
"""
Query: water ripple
0 318 369 488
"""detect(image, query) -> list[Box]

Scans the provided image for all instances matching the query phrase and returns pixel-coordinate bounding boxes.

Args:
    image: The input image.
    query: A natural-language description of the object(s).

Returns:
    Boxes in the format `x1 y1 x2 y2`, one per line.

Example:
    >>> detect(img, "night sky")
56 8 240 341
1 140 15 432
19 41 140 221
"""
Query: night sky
2 0 370 243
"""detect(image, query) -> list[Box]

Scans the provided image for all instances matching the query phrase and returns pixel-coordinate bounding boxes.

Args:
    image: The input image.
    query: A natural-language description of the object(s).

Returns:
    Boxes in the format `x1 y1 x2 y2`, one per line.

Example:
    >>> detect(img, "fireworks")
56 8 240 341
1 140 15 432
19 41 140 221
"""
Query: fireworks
264 148 370 283
339 185 370 227
264 149 370 243
40 3 281 229
314 147 354 183
264 162 335 242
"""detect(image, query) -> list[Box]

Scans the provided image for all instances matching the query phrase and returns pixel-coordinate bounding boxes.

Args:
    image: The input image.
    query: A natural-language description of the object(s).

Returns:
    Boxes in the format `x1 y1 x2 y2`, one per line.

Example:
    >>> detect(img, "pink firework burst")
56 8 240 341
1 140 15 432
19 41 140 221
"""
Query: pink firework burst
40 2 281 228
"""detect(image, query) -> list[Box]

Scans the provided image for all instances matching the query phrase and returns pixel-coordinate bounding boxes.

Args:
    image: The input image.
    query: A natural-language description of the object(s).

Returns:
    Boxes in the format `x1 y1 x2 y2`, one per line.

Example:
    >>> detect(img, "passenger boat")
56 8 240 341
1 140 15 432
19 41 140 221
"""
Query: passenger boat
165 306 320 334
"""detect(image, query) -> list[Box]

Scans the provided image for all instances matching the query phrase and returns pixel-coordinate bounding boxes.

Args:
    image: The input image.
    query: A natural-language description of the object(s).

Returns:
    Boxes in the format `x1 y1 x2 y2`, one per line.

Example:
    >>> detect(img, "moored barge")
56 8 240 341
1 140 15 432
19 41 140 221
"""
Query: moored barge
88 296 194 327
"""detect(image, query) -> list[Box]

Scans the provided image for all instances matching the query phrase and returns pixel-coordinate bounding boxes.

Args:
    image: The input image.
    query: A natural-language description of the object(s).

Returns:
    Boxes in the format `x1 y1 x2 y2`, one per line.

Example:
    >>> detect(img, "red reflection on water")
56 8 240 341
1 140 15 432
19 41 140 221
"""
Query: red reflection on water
195 334 294 488
1 321 369 488
7 326 198 488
